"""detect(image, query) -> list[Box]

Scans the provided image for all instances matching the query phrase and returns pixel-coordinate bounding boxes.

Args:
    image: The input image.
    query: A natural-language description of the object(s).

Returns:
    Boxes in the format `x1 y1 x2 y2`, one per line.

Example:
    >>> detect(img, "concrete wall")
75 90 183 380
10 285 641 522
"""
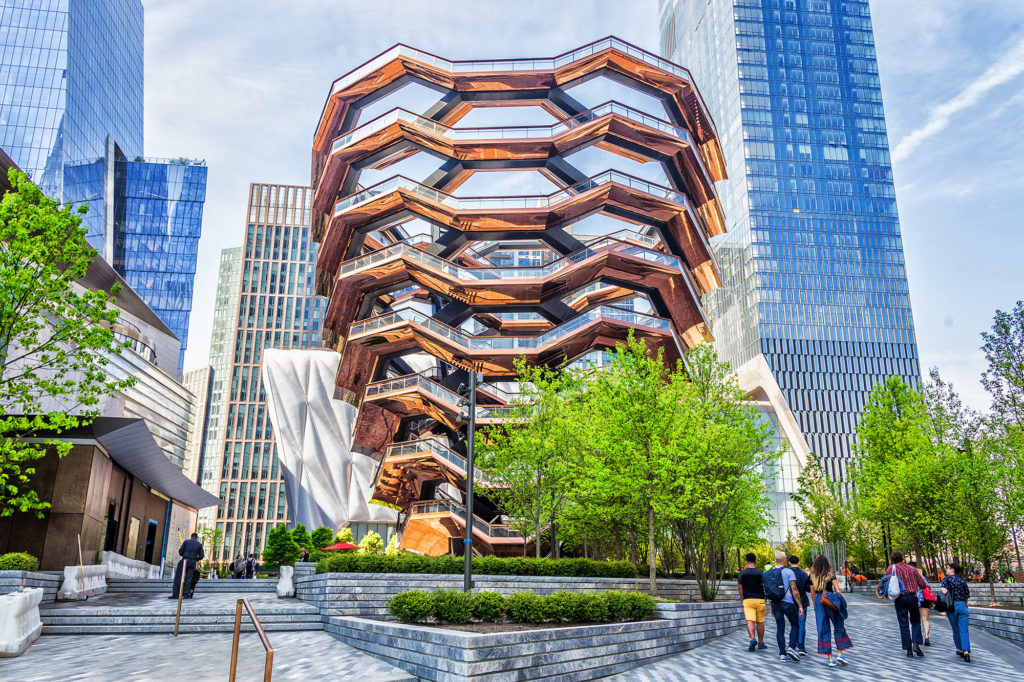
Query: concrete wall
970 607 1024 648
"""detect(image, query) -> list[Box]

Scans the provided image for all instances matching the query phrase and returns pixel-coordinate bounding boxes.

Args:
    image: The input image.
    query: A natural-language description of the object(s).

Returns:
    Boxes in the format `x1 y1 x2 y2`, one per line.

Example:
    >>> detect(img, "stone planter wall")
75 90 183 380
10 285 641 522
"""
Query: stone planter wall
0 571 61 604
969 606 1024 648
297 573 722 618
325 602 742 681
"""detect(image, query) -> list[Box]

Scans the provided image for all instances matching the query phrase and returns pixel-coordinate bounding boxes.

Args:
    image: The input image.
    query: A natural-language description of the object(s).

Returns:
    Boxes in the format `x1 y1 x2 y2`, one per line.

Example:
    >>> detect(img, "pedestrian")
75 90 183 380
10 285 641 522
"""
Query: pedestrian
765 551 804 663
884 551 929 657
245 553 256 579
300 548 310 563
169 532 204 600
737 552 768 652
809 554 852 667
788 555 810 656
233 554 245 579
941 562 972 663
910 561 934 645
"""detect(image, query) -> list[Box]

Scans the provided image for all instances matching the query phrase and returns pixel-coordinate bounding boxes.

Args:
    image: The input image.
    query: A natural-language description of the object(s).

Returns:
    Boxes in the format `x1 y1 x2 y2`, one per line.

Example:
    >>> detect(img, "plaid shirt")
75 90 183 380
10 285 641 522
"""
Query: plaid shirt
885 562 927 594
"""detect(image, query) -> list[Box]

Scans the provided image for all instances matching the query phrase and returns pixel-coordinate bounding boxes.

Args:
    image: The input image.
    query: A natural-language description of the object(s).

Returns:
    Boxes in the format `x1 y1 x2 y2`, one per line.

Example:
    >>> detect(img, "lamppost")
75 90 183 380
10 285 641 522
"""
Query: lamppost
458 370 483 592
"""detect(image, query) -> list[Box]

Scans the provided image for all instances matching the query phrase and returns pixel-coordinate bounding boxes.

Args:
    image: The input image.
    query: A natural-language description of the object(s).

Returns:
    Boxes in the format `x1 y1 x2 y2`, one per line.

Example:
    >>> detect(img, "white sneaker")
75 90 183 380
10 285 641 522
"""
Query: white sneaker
786 647 801 662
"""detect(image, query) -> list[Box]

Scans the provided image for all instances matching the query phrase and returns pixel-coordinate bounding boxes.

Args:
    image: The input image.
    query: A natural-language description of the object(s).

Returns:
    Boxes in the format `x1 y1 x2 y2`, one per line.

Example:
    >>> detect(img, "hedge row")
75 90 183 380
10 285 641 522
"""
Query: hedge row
315 553 637 578
0 552 39 572
388 589 656 625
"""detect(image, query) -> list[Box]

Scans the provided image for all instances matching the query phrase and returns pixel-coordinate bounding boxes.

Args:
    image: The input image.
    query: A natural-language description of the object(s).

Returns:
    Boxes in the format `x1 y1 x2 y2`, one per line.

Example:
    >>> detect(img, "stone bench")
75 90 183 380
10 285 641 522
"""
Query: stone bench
57 565 108 601
0 588 43 657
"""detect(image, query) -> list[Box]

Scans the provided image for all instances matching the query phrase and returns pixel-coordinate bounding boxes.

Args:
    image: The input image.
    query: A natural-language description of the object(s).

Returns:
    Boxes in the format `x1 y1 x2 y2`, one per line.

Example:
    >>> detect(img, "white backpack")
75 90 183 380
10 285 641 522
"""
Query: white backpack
885 571 903 599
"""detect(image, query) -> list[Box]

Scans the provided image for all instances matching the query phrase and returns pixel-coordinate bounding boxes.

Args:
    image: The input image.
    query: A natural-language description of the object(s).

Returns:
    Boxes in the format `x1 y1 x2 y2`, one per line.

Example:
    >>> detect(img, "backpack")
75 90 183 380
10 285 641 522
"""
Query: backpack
763 566 788 602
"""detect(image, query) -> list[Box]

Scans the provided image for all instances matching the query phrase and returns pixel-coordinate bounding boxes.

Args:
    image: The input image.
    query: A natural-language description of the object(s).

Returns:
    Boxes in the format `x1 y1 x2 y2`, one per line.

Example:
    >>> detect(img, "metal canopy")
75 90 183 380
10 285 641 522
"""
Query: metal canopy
91 417 222 509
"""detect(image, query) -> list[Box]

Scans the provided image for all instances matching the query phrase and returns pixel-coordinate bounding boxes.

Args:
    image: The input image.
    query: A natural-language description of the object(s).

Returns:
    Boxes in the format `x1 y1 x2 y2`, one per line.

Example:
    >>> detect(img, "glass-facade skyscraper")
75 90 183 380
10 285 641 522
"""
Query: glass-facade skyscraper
0 0 142 199
211 184 326 560
660 0 920 490
1 0 205 374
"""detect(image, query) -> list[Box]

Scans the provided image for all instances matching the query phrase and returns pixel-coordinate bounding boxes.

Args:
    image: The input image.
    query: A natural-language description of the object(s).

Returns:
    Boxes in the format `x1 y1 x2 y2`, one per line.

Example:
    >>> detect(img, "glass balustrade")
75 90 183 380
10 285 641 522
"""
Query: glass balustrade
330 101 695 157
349 305 673 350
333 170 692 217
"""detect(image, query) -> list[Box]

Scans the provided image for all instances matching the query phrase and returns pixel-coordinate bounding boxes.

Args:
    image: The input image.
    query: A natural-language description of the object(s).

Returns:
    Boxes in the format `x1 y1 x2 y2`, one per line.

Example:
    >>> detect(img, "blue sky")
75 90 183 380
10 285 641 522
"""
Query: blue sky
145 0 1024 412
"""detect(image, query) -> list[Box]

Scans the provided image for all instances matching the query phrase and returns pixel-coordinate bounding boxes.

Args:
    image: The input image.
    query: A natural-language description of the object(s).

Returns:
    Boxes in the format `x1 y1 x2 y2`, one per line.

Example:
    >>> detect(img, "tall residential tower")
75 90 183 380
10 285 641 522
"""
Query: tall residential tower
659 0 920 492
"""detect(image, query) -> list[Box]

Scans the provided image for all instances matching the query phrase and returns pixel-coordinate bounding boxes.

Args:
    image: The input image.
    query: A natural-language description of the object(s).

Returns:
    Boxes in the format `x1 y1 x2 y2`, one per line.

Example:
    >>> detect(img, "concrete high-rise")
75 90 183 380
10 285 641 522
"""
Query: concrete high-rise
659 1 920 503
209 184 326 561
0 0 206 373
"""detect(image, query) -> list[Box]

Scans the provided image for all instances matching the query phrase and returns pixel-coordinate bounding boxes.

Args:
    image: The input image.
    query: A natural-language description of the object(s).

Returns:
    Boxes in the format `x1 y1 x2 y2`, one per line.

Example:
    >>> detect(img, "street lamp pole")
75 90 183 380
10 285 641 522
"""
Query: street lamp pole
463 370 480 592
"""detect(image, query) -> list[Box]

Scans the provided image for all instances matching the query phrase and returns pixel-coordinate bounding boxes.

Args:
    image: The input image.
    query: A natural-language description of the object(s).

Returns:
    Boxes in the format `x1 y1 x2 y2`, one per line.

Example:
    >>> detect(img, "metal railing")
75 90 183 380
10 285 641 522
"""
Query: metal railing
409 499 521 539
229 598 274 682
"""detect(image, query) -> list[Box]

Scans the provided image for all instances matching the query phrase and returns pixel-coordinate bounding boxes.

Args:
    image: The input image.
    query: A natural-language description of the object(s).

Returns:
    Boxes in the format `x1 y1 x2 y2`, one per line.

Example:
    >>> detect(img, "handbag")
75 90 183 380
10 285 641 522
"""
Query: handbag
820 592 839 612
920 585 937 605
934 587 954 613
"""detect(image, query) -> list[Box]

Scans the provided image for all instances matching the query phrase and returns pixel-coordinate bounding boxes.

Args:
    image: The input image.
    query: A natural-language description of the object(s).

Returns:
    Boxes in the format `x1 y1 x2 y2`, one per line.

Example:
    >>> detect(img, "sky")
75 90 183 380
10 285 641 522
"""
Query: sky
144 0 1024 413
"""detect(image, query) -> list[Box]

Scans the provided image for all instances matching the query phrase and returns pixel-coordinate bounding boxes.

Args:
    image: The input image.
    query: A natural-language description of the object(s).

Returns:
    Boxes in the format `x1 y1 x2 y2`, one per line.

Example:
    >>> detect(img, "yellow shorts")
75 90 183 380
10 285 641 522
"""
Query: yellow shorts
743 598 766 623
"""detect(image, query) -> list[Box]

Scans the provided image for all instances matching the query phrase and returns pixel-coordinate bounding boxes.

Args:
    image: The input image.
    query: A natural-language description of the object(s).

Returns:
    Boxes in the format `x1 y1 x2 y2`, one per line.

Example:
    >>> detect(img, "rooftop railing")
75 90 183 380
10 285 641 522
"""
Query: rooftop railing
329 37 697 99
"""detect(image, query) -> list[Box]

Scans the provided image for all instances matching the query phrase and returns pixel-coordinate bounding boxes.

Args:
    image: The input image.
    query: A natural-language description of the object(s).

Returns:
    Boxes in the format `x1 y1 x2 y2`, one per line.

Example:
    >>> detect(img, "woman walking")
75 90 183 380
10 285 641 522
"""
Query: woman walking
809 554 852 667
941 562 972 663
911 562 933 645
884 551 929 657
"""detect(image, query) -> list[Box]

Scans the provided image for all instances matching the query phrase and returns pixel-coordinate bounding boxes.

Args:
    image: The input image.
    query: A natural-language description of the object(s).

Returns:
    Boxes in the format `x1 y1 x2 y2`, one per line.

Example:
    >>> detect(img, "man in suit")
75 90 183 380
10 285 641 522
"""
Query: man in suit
169 533 205 599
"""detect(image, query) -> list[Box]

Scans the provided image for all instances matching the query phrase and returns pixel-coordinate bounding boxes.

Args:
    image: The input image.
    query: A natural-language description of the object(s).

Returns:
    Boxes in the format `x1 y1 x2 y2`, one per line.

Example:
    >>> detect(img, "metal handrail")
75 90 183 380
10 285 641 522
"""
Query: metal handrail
229 598 274 682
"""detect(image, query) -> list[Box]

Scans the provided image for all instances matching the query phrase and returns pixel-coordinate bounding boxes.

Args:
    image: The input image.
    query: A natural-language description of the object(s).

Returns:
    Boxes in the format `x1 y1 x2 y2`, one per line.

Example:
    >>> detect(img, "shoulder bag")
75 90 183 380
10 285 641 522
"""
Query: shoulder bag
819 574 839 611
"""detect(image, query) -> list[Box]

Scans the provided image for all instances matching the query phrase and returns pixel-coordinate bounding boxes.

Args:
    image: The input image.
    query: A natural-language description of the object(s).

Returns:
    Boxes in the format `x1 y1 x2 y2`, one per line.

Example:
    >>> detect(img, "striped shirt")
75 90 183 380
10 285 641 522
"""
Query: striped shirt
885 562 928 594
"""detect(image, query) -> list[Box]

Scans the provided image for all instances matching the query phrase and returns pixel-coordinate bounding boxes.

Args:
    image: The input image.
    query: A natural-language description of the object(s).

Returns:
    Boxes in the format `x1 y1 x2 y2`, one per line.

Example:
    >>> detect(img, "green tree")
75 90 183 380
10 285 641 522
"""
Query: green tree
262 524 300 569
359 530 383 555
666 344 778 600
310 526 334 550
290 523 312 551
791 454 851 546
385 533 401 556
0 169 133 516
336 527 354 544
197 525 224 571
852 377 946 564
477 358 583 558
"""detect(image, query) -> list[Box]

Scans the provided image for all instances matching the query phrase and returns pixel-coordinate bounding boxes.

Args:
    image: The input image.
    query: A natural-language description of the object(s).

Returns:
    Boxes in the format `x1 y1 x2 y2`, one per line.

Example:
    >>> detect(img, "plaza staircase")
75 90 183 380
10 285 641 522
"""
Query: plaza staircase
38 578 323 635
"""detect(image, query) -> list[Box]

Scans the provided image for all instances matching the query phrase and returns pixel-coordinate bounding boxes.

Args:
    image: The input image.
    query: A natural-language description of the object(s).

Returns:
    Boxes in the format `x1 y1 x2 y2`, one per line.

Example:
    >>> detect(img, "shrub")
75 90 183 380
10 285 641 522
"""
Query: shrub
290 523 312 551
471 591 505 621
336 527 354 544
310 526 334 550
0 552 39 572
388 590 432 623
359 530 384 555
604 591 627 620
385 534 402 556
505 591 545 623
622 592 656 620
262 524 300 570
314 553 637 577
431 589 473 623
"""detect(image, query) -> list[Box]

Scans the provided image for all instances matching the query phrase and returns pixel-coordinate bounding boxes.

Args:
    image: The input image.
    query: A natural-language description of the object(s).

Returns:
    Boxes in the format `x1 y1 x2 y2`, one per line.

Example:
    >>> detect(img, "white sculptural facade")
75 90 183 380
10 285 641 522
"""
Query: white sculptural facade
262 349 397 532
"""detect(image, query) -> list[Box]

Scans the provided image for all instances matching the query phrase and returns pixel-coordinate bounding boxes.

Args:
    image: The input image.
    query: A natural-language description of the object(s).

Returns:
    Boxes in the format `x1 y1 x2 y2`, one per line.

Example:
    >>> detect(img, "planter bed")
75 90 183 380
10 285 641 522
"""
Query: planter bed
324 602 743 681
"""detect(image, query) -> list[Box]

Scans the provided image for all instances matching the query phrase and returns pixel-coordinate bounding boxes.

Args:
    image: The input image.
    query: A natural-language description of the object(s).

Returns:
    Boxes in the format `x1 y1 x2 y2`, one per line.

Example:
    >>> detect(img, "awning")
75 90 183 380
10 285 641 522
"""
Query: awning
90 417 222 509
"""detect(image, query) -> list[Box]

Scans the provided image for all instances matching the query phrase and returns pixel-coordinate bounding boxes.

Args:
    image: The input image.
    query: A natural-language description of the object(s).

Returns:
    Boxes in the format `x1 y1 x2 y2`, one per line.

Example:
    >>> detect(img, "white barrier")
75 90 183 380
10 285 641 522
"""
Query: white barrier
277 565 295 598
57 565 108 601
100 551 160 580
0 588 43 657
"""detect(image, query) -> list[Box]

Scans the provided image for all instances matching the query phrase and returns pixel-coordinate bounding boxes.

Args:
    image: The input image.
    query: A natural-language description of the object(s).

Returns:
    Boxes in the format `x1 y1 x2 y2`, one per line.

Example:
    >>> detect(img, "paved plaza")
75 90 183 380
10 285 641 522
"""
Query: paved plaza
613 593 1024 681
0 630 415 681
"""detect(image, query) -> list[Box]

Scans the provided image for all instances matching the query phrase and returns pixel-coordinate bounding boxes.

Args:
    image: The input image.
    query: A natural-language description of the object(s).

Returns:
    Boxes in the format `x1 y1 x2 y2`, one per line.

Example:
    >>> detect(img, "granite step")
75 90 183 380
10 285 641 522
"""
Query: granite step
42 621 325 634
106 578 277 593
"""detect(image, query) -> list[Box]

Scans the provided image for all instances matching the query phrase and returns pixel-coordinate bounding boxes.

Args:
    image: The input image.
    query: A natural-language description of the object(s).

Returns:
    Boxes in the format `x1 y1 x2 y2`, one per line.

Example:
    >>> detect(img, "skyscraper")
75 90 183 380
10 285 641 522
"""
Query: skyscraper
211 184 326 560
659 1 920 492
0 0 206 373
183 365 213 484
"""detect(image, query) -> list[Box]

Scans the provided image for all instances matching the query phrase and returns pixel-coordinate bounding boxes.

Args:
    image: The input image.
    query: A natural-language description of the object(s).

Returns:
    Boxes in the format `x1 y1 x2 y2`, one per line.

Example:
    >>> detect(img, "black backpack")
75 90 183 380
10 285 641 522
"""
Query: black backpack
763 566 788 602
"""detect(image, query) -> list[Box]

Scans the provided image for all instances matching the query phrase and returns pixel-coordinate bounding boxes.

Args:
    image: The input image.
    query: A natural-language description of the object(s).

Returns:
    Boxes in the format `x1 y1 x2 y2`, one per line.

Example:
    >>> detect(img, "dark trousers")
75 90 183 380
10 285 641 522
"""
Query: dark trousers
894 593 923 649
772 601 799 655
171 558 198 598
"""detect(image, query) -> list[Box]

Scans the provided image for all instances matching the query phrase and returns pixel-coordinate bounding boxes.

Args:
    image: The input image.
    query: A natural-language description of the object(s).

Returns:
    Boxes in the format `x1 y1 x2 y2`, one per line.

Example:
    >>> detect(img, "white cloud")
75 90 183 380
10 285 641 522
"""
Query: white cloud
893 31 1024 162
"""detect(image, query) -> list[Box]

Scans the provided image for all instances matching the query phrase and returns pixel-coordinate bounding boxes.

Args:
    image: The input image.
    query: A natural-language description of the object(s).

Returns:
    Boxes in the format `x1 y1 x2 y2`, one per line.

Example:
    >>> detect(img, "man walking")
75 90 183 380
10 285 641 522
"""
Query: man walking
884 551 929 657
765 551 804 662
245 553 257 579
738 552 768 651
169 533 205 600
789 555 811 655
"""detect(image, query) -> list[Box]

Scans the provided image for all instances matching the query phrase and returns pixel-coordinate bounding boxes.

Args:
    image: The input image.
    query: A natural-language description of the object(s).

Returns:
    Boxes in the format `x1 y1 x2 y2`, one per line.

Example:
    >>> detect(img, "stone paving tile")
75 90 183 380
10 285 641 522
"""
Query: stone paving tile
611 593 1024 681
0 631 415 681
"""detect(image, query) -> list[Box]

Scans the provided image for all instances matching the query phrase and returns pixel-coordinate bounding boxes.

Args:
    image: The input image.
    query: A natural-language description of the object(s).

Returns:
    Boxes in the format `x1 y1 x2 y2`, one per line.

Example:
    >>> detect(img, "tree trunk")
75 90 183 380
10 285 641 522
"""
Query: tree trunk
648 504 658 597
985 558 998 605
552 522 559 559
